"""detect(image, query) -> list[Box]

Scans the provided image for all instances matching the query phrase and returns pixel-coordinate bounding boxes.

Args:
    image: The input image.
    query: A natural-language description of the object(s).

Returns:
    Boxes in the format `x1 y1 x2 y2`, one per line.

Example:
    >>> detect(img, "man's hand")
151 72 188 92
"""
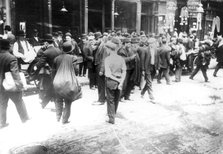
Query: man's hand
118 84 123 90
99 72 103 76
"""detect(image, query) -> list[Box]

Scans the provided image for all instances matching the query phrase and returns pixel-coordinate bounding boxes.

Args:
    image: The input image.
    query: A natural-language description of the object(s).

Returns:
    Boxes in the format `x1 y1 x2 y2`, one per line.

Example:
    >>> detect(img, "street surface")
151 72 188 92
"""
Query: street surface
0 68 223 154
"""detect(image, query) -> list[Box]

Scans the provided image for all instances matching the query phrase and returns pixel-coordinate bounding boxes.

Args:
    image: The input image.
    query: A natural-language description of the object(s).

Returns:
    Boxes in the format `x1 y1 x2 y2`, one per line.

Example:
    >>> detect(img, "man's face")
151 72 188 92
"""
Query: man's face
125 42 131 48
66 36 72 42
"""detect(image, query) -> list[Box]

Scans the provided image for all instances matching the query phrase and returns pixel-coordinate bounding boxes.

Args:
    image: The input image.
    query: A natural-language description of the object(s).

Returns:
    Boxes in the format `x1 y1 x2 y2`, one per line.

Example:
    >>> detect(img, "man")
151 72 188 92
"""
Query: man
189 40 212 82
3 25 15 44
157 36 171 85
140 41 155 103
34 34 62 108
93 32 107 105
117 37 136 101
104 41 126 124
13 30 36 70
65 32 81 56
83 35 97 90
29 29 41 47
0 39 29 129
78 34 88 77
213 32 223 77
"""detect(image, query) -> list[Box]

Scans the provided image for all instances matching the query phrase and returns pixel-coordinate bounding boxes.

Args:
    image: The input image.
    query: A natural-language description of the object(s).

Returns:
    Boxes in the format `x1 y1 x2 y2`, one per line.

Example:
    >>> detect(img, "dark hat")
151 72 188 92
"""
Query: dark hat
4 25 11 31
65 32 72 37
177 38 183 44
0 39 10 50
17 30 26 36
81 34 88 39
57 31 63 36
52 32 59 37
131 37 140 43
216 32 222 36
122 37 131 43
42 34 54 42
62 41 73 53
95 32 103 39
33 29 38 33
105 41 116 50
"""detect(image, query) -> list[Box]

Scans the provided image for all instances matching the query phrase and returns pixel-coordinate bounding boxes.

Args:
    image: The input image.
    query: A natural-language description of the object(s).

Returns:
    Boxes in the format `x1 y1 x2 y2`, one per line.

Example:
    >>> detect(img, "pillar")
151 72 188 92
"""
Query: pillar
80 0 83 34
136 0 141 34
102 0 105 33
84 0 88 34
5 0 11 26
48 0 52 34
111 0 115 31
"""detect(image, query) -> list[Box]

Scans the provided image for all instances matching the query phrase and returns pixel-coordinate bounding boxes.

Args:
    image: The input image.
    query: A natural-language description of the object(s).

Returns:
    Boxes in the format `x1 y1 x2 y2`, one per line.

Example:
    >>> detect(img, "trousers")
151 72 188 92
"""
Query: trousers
0 91 29 126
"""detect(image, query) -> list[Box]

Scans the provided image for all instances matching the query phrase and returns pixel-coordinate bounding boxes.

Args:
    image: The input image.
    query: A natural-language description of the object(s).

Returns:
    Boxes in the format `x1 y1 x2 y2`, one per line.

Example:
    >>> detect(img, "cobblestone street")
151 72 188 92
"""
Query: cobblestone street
0 69 223 154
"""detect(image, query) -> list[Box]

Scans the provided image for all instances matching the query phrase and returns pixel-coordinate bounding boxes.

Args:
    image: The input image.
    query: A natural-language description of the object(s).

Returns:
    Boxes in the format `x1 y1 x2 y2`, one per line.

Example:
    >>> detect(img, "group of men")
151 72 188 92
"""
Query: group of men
1 24 223 126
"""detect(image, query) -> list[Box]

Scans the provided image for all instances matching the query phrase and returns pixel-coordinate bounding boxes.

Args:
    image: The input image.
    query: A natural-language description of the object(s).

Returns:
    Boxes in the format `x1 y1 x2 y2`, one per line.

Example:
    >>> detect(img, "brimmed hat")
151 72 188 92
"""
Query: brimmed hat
111 37 120 45
65 32 72 37
17 30 26 36
62 41 73 53
52 32 59 37
105 41 116 50
81 34 88 39
4 25 11 31
0 39 10 50
33 29 38 33
95 32 103 39
131 37 140 43
122 37 131 43
57 31 63 36
42 34 54 42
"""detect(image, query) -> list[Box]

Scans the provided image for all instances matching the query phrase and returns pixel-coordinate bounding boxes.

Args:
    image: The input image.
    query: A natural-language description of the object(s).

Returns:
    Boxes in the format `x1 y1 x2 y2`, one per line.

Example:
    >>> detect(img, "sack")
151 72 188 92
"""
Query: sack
53 55 82 101
3 72 27 92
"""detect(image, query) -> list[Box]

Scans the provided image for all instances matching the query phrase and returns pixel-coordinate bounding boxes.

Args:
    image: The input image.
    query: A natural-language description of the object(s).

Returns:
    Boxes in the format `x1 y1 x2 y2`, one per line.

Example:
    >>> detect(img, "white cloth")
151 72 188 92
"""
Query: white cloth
212 16 220 33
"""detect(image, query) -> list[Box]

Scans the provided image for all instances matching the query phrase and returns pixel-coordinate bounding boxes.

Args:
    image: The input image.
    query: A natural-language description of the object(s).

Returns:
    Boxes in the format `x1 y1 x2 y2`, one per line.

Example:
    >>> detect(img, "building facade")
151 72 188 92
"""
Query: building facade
1 0 223 38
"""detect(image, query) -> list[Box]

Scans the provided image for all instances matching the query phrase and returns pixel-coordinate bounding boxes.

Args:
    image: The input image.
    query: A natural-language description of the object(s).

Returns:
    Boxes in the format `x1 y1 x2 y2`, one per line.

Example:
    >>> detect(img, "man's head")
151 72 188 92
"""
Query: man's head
65 32 72 42
62 41 73 54
4 25 11 33
0 39 10 50
17 30 26 39
42 34 54 46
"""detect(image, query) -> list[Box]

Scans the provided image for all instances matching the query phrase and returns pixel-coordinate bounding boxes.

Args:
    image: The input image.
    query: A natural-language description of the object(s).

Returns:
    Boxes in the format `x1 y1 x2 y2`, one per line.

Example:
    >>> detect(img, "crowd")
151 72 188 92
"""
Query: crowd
0 24 223 128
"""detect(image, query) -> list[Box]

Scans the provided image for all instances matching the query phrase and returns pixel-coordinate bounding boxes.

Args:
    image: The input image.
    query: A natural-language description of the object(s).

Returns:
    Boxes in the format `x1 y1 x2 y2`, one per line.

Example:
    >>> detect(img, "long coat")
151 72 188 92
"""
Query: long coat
215 44 223 63
157 44 171 69
0 50 23 92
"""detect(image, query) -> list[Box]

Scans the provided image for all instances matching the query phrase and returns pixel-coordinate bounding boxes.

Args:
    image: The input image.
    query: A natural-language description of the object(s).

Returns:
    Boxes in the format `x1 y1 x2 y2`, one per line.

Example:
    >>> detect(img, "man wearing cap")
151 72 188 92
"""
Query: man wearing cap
34 34 62 108
0 39 29 129
78 34 88 77
13 30 36 70
83 35 97 90
104 40 126 124
65 32 81 57
93 32 107 104
157 36 171 85
213 32 223 77
52 41 78 124
117 37 136 101
189 40 212 82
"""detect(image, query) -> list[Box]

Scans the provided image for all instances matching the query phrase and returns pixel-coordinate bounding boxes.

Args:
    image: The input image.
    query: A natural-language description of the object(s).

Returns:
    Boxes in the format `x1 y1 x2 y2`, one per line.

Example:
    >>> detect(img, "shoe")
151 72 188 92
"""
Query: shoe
157 81 161 84
0 123 9 129
213 74 217 77
189 77 193 80
125 97 134 101
205 79 209 82
106 119 115 124
92 101 105 105
62 121 70 125
166 82 171 85
149 99 156 104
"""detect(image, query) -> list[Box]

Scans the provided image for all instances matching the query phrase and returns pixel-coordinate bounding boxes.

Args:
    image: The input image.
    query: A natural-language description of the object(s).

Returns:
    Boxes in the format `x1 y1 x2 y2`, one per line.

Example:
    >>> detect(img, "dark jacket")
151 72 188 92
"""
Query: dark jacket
83 43 94 69
0 50 23 92
157 44 171 69
215 43 223 63
117 46 135 70
35 45 62 69
137 46 147 72
144 47 152 74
